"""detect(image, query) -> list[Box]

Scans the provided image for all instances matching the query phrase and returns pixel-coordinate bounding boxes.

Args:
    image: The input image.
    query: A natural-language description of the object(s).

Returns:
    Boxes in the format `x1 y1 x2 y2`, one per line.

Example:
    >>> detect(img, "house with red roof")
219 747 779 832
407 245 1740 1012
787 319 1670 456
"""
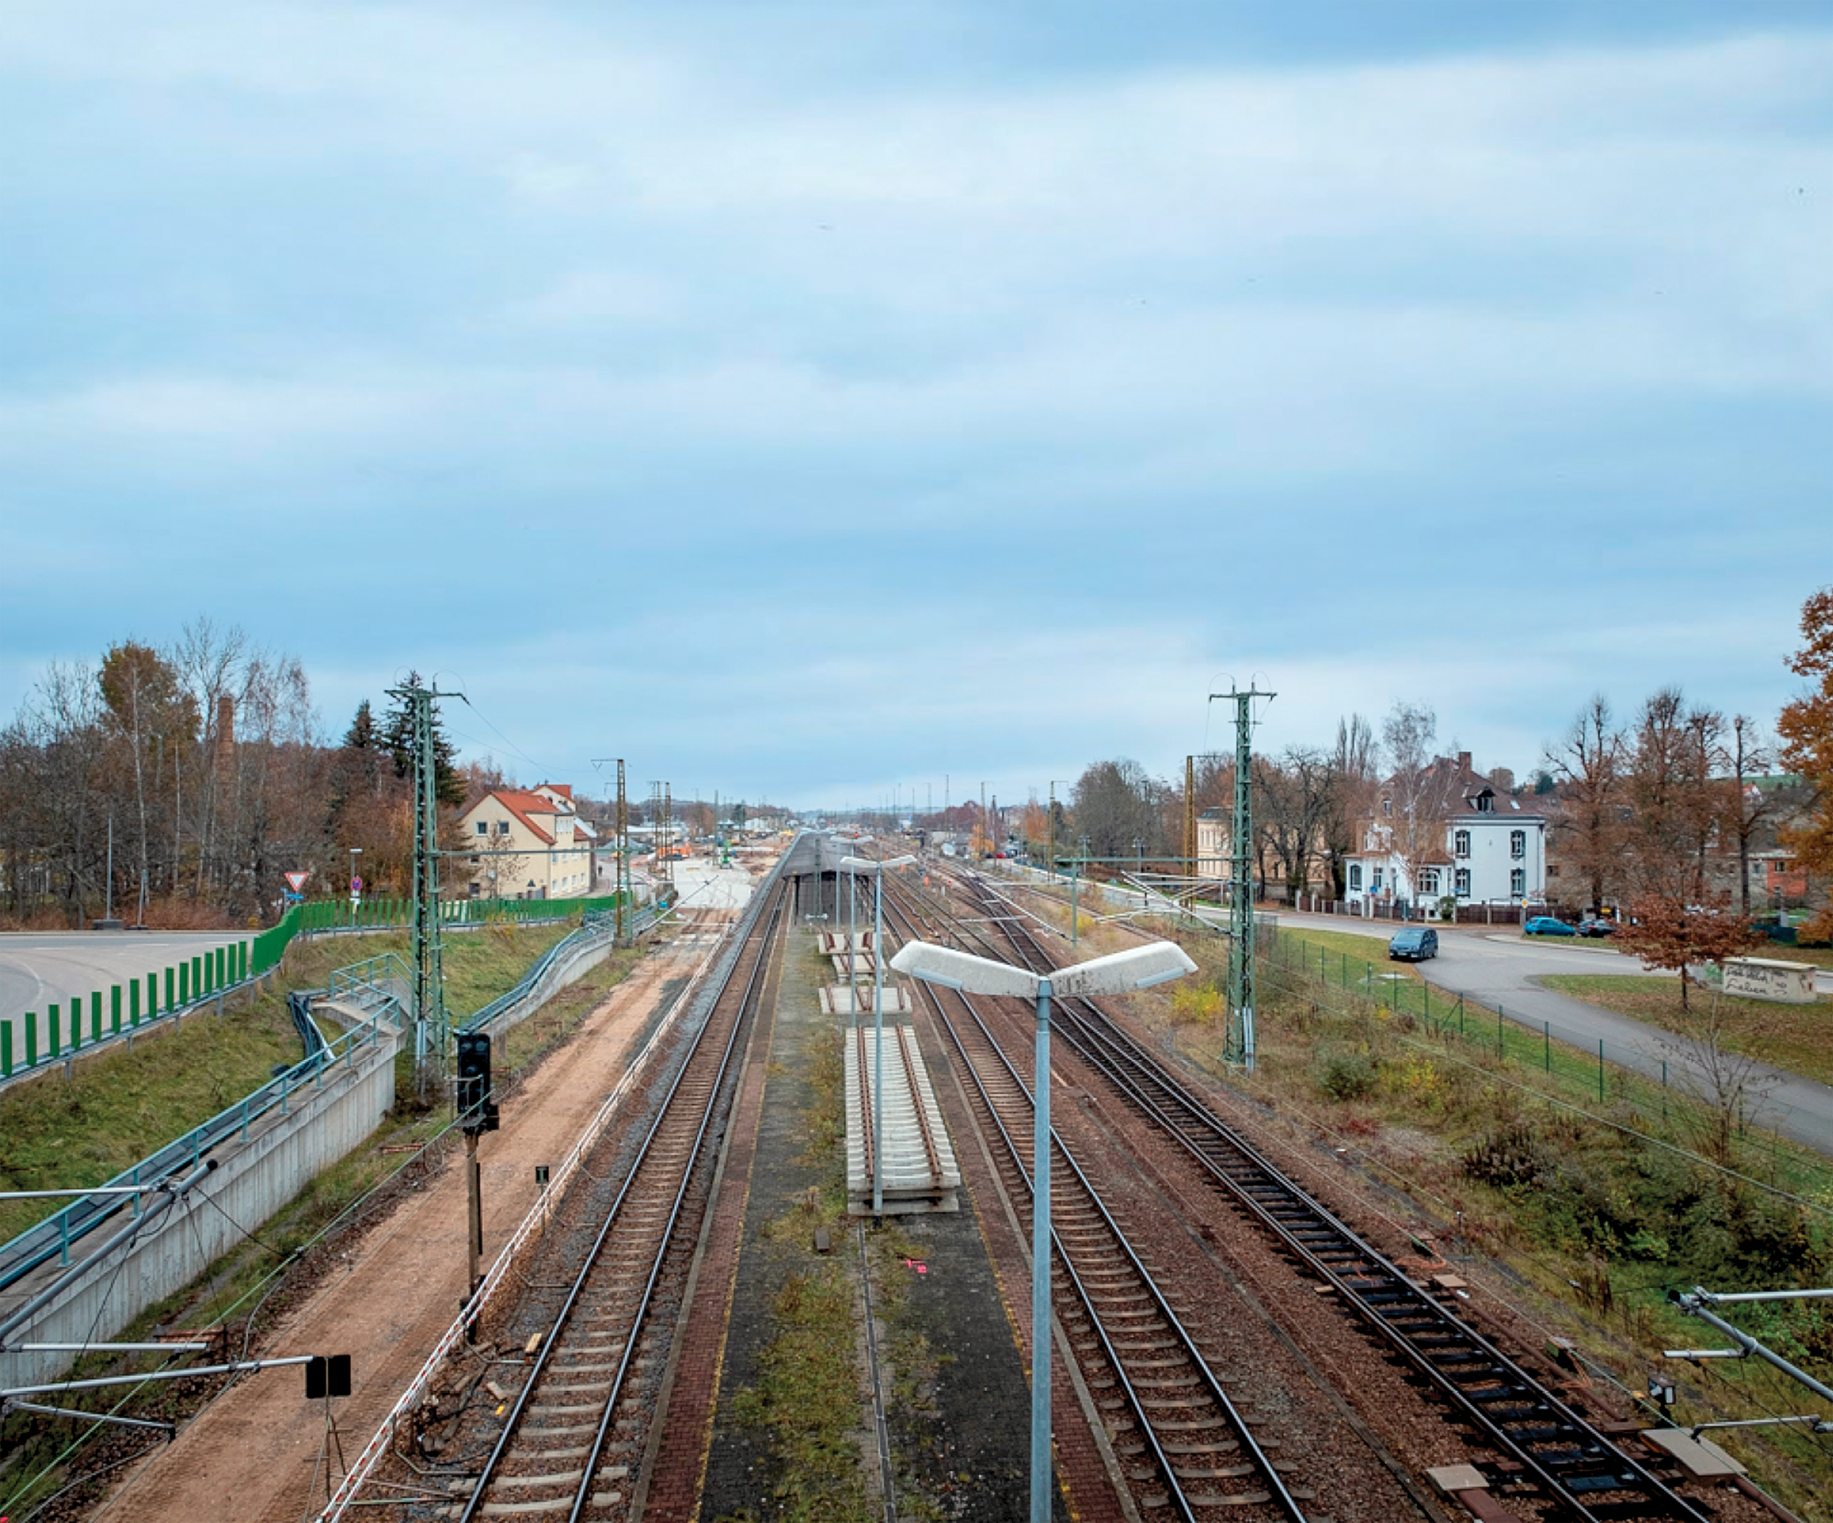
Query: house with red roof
458 784 595 900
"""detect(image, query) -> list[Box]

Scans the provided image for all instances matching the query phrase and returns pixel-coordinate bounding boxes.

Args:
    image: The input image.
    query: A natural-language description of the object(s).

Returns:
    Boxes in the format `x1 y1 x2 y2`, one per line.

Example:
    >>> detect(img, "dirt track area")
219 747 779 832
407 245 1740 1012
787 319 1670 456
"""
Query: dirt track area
90 921 731 1523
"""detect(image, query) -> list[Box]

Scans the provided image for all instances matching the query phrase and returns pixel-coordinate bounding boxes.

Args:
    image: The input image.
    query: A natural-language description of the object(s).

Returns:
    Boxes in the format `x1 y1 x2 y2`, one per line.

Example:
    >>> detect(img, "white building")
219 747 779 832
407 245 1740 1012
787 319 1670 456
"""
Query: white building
1344 753 1548 915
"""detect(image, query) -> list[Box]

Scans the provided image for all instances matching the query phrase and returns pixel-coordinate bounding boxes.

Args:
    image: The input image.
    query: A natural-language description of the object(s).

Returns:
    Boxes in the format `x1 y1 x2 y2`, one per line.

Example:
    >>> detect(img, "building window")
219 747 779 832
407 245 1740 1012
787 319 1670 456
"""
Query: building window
1454 830 1470 858
1348 865 1363 891
475 821 488 835
1454 868 1471 896
1510 830 1526 859
1381 796 1392 817
1510 868 1526 896
1420 869 1439 895
496 821 510 835
1372 867 1384 890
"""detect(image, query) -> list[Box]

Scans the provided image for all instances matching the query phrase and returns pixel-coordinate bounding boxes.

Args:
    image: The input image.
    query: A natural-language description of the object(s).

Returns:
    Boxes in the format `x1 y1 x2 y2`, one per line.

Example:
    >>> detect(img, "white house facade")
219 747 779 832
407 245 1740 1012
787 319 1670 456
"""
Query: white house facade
1344 754 1548 916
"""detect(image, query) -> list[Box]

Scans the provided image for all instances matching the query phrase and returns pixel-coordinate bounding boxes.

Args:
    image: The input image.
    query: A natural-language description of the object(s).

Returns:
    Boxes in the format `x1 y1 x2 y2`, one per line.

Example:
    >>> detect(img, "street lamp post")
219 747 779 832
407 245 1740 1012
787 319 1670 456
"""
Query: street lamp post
840 854 917 1215
889 939 1196 1523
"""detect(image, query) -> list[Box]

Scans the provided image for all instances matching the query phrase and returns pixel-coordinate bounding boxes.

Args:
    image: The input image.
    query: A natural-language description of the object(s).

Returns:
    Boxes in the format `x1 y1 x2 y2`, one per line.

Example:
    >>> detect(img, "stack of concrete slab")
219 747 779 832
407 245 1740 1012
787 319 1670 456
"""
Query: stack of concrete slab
819 985 912 1016
844 1023 959 1215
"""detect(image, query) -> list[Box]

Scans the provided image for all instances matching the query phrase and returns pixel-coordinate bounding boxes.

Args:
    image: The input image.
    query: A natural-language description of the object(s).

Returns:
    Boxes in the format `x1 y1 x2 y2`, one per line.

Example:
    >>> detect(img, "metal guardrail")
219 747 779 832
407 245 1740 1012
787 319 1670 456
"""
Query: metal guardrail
0 900 667 1304
458 904 666 1035
0 1009 398 1302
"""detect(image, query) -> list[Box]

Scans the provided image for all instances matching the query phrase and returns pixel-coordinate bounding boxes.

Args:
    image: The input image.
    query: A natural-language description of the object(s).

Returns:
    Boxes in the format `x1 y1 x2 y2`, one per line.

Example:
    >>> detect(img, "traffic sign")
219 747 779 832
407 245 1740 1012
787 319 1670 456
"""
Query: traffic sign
285 871 310 893
351 876 364 892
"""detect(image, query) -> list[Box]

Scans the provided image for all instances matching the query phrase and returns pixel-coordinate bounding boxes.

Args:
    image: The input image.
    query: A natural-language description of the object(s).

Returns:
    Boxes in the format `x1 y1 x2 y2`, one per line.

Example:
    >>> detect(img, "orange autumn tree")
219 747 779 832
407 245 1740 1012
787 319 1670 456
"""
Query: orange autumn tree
1613 893 1760 1011
1778 586 1833 941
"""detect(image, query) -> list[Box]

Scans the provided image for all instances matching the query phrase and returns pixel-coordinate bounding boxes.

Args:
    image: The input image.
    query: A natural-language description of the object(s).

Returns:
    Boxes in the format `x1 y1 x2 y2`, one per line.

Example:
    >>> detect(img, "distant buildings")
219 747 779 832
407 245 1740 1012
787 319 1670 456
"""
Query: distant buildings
457 784 595 900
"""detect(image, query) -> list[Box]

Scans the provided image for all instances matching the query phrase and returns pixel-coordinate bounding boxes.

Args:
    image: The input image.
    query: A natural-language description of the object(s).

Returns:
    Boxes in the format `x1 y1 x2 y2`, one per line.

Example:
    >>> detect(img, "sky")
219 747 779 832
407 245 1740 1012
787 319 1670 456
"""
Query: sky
1 2 1828 813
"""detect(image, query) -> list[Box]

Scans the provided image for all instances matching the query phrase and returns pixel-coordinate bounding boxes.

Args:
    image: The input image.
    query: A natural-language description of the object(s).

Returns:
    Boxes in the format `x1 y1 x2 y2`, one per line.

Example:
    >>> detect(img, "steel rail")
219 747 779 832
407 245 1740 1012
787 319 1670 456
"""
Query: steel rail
879 892 1306 1522
953 871 1716 1523
457 878 787 1523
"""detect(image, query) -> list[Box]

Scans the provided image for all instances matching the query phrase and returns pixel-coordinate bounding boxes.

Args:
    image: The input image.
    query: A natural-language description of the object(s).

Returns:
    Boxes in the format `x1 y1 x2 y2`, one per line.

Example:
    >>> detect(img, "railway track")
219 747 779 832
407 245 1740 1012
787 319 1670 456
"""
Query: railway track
449 877 789 1523
922 865 1719 1523
876 890 1310 1523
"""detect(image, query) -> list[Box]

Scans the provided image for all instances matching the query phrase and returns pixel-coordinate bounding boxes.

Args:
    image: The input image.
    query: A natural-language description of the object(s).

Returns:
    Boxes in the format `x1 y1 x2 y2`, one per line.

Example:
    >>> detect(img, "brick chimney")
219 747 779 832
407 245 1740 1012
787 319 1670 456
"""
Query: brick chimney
218 694 235 766
1457 750 1472 773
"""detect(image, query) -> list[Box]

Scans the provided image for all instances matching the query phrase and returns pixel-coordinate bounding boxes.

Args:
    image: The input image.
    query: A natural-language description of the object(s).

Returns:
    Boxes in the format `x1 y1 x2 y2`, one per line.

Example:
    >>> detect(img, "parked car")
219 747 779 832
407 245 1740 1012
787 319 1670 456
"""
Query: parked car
1576 916 1618 937
1525 916 1577 937
1388 927 1439 962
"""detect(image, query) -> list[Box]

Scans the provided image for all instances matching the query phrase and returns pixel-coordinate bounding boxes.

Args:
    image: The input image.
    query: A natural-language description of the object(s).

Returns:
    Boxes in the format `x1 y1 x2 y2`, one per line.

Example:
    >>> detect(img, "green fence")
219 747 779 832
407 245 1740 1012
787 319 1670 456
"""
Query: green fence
1259 930 1833 1204
0 891 635 1085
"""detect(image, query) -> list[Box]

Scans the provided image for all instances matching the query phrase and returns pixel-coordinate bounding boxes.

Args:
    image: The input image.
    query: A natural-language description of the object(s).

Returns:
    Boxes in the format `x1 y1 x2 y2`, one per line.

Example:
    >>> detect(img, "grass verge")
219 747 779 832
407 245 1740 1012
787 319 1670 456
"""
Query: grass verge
0 922 572 1245
1538 973 1833 1090
0 920 653 1523
1132 922 1833 1520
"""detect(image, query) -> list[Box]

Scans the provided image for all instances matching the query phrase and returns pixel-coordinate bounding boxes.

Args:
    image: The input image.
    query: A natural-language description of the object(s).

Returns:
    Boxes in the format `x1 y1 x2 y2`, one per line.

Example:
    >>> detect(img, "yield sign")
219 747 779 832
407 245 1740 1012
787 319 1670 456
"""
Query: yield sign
285 871 310 893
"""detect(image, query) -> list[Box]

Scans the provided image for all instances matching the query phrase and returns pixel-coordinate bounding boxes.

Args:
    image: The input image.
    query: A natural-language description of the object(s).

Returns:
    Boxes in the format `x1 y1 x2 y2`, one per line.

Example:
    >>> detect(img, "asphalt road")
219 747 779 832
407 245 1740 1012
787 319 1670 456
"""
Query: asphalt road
0 930 248 1059
993 865 1833 1159
1269 910 1833 1158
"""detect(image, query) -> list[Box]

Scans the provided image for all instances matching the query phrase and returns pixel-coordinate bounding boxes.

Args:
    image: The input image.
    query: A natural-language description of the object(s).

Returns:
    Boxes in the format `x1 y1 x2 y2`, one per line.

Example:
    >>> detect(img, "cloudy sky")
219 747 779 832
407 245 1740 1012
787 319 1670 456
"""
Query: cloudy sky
2 2 1827 812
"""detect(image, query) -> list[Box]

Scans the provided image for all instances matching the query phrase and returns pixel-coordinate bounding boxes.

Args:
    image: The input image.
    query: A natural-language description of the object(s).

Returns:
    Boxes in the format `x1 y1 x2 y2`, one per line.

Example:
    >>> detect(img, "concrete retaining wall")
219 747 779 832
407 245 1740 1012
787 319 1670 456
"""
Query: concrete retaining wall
3 1027 401 1392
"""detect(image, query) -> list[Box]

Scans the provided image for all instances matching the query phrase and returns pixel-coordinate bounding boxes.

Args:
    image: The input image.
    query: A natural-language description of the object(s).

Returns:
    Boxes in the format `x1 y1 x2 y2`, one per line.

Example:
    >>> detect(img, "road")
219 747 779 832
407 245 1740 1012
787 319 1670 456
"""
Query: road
0 930 248 1063
1268 910 1833 1159
990 864 1833 1159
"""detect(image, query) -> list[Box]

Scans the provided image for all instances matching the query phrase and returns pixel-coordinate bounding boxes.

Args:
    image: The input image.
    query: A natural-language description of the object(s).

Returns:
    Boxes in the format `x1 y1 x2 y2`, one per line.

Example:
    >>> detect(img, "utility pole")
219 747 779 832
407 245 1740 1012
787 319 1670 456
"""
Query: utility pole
615 761 628 941
388 679 459 1099
663 782 673 889
1183 755 1197 880
1209 688 1273 1069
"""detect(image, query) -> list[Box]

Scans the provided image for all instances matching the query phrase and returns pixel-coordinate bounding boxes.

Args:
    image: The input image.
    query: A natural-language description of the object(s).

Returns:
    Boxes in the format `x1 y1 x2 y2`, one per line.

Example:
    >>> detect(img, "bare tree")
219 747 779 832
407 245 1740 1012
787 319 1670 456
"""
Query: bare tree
1321 714 1378 896
1724 715 1775 916
1545 694 1625 913
1623 688 1724 900
1254 747 1333 901
1380 700 1440 908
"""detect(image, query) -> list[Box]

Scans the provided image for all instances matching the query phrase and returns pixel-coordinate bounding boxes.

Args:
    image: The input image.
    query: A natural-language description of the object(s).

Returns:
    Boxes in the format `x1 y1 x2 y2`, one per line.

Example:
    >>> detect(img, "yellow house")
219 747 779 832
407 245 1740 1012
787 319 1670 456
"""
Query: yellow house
458 786 594 900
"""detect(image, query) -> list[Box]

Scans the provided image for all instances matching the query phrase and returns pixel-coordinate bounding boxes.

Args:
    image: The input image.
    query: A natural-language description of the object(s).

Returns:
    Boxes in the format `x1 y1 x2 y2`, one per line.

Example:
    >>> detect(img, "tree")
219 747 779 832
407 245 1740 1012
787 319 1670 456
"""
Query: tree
1070 759 1165 864
1545 695 1625 913
1722 715 1775 917
1380 700 1440 908
1320 714 1377 897
1778 586 1833 939
1254 746 1333 901
97 641 198 915
382 673 466 808
1613 892 1760 1013
1622 688 1723 901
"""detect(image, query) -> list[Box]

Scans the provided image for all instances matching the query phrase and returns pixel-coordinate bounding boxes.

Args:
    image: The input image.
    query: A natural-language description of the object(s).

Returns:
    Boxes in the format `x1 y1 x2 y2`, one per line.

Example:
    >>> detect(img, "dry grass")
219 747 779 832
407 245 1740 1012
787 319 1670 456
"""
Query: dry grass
1538 973 1833 1088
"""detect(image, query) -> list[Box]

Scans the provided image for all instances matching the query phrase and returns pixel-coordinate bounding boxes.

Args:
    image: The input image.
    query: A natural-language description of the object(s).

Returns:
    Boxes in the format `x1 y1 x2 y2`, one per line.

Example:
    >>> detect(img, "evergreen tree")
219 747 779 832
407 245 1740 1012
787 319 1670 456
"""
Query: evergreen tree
383 674 466 807
343 698 375 751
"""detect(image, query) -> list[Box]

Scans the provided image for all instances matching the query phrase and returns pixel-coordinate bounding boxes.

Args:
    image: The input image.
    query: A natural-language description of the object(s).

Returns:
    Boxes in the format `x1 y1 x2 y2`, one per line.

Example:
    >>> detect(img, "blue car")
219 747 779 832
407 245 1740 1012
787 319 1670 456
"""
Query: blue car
1525 916 1576 937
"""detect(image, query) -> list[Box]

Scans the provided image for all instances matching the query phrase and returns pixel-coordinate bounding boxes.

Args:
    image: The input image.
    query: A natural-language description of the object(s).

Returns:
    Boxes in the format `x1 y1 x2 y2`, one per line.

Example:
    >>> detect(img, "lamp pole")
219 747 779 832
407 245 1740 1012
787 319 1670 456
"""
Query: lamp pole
889 938 1196 1523
841 855 915 1215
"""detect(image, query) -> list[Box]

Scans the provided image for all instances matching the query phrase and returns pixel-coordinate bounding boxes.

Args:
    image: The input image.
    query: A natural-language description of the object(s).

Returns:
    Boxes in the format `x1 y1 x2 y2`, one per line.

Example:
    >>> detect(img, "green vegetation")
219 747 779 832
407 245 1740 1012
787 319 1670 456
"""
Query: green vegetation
1140 922 1833 1518
0 922 649 1523
1540 973 1833 1089
0 920 571 1244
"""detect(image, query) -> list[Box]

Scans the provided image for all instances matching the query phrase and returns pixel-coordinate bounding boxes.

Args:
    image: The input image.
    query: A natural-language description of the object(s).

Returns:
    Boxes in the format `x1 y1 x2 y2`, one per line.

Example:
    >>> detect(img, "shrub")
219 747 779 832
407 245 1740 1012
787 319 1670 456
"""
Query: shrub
1317 1050 1378 1101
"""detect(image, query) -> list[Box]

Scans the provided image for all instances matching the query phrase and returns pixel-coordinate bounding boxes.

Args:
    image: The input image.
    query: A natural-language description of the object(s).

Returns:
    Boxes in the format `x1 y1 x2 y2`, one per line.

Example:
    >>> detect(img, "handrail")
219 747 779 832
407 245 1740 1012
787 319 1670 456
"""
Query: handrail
0 1012 391 1300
